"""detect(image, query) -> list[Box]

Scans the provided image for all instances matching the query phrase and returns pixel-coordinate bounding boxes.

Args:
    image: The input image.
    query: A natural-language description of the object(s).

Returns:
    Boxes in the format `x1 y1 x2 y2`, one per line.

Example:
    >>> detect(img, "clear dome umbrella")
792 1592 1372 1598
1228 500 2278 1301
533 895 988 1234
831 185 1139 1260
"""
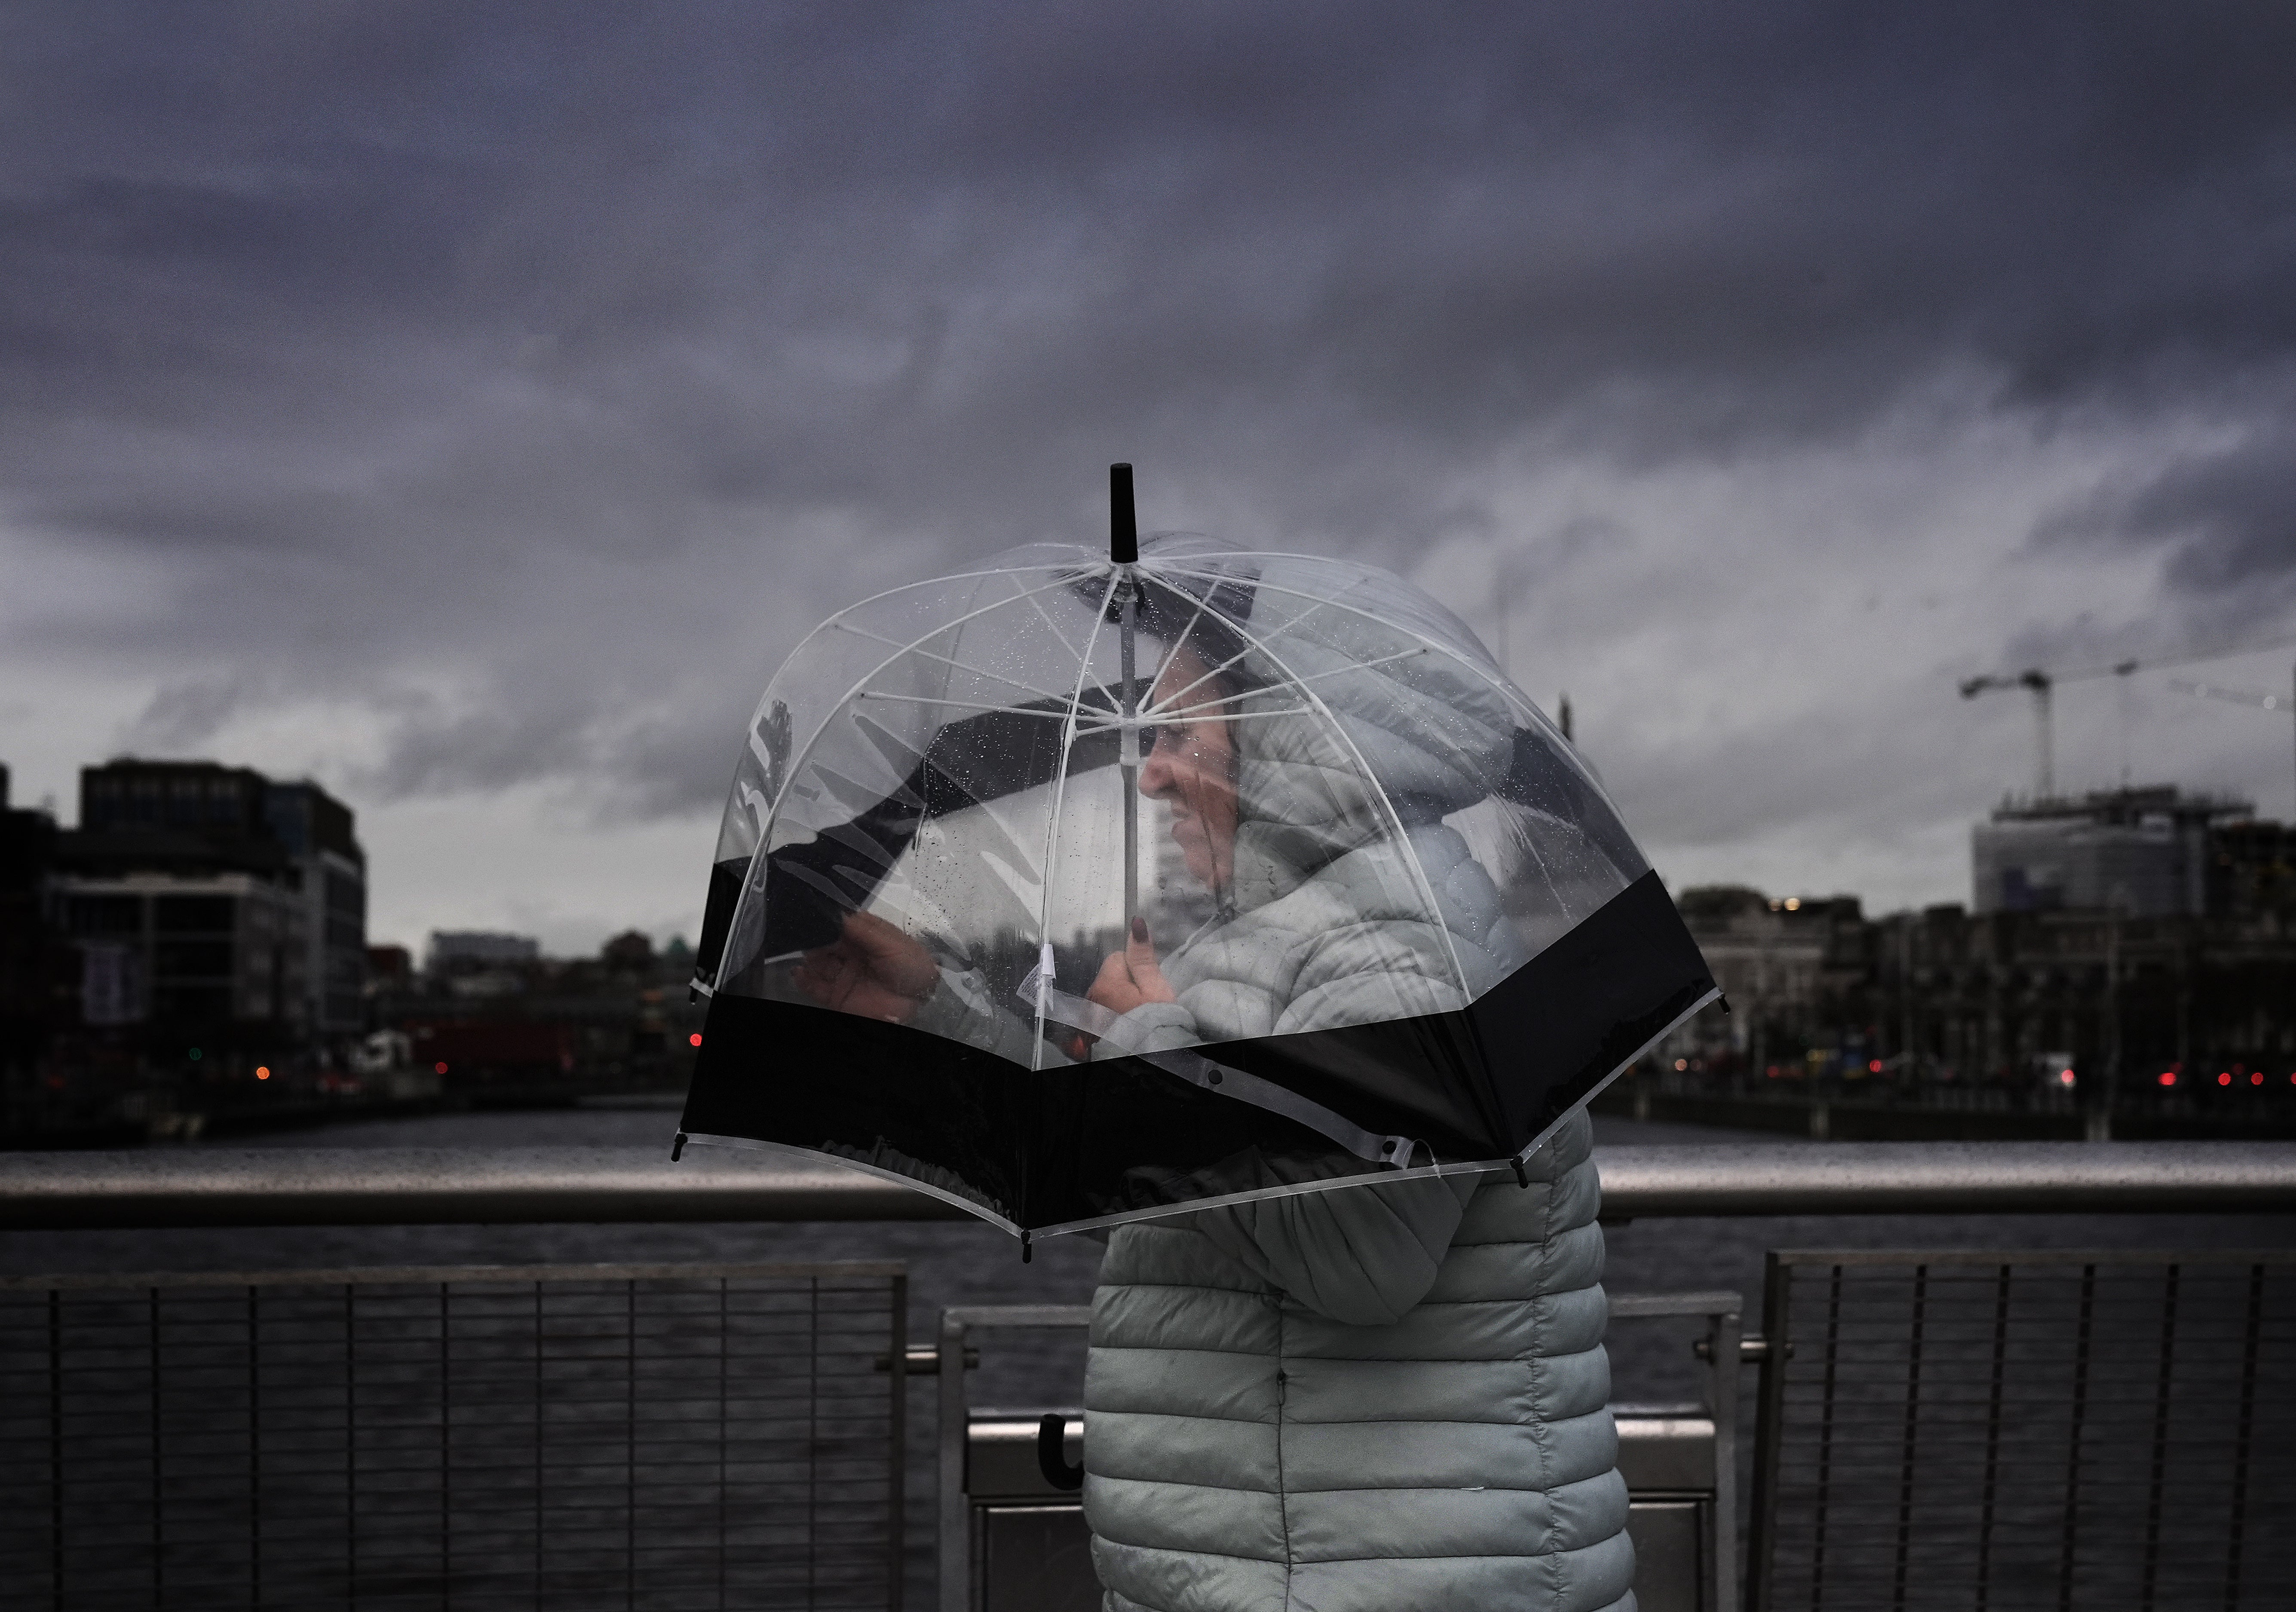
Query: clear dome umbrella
676 466 1716 1244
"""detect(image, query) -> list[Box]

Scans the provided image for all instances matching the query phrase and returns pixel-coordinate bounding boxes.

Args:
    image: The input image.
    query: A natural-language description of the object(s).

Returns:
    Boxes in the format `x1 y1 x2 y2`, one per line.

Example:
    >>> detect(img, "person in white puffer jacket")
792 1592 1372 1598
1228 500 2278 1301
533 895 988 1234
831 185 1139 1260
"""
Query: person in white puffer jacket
1074 629 1637 1612
794 604 1638 1610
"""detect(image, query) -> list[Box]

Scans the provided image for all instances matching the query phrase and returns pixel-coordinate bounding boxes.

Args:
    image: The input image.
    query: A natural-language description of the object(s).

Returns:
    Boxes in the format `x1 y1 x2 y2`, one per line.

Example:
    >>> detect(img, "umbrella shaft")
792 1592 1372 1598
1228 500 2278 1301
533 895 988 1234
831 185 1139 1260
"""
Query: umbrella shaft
1119 587 1140 926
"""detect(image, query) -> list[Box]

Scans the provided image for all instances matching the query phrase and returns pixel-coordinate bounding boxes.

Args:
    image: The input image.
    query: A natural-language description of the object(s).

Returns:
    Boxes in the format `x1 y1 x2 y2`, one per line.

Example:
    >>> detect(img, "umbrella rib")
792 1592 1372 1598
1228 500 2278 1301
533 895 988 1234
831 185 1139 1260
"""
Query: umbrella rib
1016 584 1088 662
1029 567 1126 1070
829 620 1114 712
1143 647 1429 721
1142 585 1214 703
1148 599 1340 714
855 692 1072 719
1150 559 1641 832
803 559 1095 624
1506 809 1582 929
736 564 1101 736
1184 592 1478 1006
1158 563 1639 919
712 571 1090 990
1074 706 1318 731
1151 561 1532 716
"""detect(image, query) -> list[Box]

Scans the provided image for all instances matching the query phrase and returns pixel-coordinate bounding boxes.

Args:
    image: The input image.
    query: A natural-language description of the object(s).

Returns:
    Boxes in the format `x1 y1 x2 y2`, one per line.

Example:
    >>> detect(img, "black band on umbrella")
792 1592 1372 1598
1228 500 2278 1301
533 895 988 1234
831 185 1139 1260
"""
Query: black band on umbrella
681 868 1713 1232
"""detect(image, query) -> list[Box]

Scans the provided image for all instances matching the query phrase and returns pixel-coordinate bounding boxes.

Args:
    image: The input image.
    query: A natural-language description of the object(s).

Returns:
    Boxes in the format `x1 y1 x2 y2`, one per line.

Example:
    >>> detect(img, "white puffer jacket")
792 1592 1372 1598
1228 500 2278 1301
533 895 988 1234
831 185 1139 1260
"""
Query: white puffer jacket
1097 820 1526 1052
1077 594 1633 1608
1083 1108 1633 1612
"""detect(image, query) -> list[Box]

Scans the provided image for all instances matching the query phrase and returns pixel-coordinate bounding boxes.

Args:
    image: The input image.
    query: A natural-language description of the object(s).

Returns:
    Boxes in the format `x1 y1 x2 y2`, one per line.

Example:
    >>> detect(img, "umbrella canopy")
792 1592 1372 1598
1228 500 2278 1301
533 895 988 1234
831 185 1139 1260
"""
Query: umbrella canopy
678 467 1716 1238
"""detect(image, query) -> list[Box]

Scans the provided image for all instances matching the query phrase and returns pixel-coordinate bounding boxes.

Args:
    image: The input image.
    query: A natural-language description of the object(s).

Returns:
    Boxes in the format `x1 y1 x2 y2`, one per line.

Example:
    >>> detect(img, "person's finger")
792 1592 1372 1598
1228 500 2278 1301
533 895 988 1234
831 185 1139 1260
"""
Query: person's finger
841 910 897 960
1124 917 1178 1004
1086 950 1134 1014
840 910 936 997
793 959 833 1009
1126 917 1174 992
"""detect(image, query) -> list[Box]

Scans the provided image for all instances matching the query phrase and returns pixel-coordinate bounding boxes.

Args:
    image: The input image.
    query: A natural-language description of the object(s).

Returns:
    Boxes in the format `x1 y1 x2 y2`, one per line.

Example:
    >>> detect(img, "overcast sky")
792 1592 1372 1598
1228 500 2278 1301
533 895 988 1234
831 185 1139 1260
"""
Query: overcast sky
6 3 2295 953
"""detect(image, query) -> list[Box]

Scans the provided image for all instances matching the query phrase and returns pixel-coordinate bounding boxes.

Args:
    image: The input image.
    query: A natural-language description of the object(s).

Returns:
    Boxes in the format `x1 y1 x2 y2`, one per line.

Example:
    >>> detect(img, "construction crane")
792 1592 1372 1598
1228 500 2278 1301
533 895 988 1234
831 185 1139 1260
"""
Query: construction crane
1960 632 2296 802
1958 662 2136 799
2169 662 2296 818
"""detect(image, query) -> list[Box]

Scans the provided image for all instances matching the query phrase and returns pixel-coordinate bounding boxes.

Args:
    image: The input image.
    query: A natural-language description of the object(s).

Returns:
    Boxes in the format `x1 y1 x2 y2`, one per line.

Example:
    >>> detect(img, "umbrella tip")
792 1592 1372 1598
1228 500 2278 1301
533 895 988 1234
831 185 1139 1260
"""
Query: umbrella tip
1110 463 1137 564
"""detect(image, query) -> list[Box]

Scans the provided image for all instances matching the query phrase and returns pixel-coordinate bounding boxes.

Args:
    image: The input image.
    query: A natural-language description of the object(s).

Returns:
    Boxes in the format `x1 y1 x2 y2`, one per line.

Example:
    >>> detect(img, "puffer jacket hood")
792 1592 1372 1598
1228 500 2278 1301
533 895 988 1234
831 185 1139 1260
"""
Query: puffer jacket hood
1220 564 1517 916
1072 573 1528 1059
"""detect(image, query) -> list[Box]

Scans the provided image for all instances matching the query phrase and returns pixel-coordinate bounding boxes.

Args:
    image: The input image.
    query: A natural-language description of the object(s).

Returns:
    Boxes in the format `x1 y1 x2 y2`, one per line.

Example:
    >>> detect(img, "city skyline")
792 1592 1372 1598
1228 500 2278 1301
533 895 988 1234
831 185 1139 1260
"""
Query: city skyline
5 6 2295 953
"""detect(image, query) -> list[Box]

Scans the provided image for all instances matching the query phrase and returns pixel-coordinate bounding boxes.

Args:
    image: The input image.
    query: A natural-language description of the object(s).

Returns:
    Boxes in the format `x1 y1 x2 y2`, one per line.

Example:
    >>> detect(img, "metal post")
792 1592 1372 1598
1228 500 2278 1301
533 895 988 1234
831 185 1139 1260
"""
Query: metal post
936 1311 970 1612
1708 1304 1744 1612
934 1305 1095 1612
1744 1253 1790 1612
2100 907 2122 1142
1612 1289 1746 1611
887 1272 907 1612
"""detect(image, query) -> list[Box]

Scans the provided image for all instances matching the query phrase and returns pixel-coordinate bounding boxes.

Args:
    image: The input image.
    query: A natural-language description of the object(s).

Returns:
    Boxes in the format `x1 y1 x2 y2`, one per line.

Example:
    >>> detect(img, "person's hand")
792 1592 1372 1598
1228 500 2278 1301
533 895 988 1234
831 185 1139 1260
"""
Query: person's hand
794 910 938 1024
1087 917 1178 1017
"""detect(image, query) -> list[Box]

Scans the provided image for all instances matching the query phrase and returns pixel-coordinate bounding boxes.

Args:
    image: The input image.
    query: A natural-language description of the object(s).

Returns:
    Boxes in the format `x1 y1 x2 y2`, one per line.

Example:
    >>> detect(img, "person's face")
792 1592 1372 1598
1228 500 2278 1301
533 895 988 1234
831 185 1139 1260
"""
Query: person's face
1138 647 1239 891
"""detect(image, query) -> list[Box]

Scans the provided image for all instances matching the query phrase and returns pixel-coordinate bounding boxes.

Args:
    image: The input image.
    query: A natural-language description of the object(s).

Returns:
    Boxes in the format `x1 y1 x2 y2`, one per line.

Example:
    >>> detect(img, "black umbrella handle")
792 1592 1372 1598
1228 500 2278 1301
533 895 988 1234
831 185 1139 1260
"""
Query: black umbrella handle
1037 1413 1085 1492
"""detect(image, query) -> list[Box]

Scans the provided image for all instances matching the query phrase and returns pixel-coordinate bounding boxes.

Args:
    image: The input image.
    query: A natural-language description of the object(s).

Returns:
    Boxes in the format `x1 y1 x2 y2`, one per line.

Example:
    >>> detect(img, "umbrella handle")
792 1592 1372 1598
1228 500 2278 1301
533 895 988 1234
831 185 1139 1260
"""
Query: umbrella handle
1037 1413 1085 1492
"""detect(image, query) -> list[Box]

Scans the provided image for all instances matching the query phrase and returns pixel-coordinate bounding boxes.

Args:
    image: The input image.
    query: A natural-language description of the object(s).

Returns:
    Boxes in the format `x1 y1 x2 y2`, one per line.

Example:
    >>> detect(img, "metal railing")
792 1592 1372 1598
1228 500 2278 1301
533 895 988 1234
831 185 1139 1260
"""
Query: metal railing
0 1261 907 1612
7 1142 2294 1611
932 1293 1747 1612
5 1140 2293 1229
1747 1247 2296 1612
1609 1290 1743 1612
932 1306 1093 1612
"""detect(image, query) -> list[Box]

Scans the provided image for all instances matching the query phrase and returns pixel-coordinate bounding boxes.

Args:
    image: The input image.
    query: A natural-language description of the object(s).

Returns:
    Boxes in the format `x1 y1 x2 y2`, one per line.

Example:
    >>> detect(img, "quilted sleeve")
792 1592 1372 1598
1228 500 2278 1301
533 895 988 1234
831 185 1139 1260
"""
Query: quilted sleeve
1191 1172 1478 1325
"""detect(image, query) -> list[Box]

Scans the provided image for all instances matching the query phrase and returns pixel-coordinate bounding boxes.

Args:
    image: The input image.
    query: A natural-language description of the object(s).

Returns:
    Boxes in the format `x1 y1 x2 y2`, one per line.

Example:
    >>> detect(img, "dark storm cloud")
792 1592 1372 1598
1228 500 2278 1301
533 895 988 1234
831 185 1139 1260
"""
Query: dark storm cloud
10 1 2296 817
116 678 245 754
2046 429 2296 591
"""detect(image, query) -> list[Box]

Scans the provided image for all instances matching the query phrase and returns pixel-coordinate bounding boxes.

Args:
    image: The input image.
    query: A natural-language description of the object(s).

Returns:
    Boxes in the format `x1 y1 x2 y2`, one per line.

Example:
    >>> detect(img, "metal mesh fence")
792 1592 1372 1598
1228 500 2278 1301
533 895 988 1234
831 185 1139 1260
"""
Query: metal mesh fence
0 1262 905 1612
1750 1249 2296 1612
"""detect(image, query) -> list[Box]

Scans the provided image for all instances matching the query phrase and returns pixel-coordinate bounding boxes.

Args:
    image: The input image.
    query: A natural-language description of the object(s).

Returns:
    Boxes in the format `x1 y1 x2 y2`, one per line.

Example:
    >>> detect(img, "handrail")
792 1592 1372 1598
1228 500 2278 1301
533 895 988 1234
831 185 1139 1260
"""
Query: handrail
1597 1140 2296 1216
0 1146 947 1229
2 1141 2291 1230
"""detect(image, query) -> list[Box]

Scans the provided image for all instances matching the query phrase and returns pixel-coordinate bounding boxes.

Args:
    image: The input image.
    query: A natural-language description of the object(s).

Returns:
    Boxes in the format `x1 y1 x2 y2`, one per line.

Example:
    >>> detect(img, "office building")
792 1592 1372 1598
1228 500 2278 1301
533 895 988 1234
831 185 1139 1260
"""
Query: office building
54 759 365 1036
262 781 367 1033
1970 786 2248 917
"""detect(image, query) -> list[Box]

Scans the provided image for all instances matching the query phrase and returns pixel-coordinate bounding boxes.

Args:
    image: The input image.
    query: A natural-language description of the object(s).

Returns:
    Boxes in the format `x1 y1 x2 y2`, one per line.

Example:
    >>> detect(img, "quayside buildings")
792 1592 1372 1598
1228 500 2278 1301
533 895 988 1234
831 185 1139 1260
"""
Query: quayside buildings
60 759 369 1037
1 760 369 1130
2 754 701 1143
1668 786 2296 1116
